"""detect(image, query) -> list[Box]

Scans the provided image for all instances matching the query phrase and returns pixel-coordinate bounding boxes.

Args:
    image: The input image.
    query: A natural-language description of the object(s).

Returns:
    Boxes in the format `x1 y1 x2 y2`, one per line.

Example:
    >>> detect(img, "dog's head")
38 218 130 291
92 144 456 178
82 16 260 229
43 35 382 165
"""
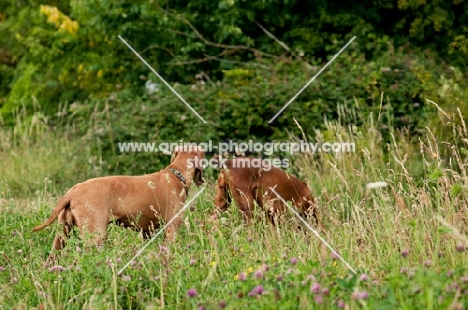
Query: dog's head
170 145 205 186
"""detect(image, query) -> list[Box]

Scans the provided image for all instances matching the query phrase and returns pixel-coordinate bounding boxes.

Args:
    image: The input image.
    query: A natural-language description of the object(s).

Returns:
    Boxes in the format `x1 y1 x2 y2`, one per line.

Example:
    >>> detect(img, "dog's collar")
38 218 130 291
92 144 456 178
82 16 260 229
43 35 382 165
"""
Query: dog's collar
168 168 188 196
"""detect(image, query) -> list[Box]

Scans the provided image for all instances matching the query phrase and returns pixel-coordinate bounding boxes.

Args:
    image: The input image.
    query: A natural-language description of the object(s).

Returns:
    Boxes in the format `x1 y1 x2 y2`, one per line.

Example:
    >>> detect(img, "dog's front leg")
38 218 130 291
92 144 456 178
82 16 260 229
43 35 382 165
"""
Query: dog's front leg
164 217 182 242
162 205 183 243
233 188 256 222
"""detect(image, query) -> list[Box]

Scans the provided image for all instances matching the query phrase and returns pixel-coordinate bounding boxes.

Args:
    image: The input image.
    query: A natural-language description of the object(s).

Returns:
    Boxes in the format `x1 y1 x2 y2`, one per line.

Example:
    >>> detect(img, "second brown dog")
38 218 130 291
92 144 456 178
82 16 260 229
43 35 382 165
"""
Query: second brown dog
212 156 320 225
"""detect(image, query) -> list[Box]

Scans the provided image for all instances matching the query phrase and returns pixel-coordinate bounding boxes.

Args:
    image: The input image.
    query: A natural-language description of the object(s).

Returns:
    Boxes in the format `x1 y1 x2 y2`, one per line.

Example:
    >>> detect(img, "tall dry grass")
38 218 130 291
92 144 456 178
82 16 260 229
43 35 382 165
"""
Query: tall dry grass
0 98 467 308
0 105 107 197
287 98 468 278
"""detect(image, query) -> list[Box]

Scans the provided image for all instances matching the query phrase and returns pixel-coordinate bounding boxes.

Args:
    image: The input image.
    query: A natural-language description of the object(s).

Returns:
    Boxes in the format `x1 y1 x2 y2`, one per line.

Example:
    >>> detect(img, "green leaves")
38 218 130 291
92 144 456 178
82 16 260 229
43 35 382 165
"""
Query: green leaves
0 0 467 157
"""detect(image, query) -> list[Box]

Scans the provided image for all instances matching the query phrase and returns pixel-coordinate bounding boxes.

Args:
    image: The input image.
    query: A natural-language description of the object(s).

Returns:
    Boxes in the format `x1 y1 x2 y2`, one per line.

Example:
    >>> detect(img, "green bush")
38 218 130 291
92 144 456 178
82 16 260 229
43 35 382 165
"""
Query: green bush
43 41 461 177
1 0 467 123
0 0 467 180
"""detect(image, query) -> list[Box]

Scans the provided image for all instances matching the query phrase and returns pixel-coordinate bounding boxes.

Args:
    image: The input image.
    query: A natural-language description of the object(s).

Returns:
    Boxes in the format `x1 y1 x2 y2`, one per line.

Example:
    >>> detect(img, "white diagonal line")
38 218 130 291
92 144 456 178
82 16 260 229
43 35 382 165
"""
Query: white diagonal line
117 187 206 275
269 187 357 274
268 36 356 123
118 35 207 124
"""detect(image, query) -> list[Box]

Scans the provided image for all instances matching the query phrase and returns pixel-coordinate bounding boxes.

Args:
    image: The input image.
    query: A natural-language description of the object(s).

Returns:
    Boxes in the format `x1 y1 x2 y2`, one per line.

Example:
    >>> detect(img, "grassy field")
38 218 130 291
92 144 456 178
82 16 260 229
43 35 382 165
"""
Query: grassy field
1 105 468 309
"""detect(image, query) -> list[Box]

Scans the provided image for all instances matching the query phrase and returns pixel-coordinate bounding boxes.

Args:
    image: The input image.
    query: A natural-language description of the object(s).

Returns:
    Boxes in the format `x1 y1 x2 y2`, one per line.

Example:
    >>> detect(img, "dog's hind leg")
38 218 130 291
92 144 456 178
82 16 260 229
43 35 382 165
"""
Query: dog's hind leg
47 209 74 263
309 205 324 231
52 209 73 250
73 207 109 249
82 222 108 249
269 200 286 225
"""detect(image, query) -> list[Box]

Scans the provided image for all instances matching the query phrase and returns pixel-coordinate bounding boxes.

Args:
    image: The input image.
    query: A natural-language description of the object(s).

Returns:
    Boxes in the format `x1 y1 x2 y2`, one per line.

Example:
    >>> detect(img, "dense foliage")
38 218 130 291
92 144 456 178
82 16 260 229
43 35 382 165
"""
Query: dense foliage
1 0 468 174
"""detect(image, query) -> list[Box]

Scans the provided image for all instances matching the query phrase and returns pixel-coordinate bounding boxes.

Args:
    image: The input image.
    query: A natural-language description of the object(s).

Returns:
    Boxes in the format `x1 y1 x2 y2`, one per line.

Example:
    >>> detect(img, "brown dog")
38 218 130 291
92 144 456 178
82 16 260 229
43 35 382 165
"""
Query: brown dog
33 146 205 255
212 156 320 225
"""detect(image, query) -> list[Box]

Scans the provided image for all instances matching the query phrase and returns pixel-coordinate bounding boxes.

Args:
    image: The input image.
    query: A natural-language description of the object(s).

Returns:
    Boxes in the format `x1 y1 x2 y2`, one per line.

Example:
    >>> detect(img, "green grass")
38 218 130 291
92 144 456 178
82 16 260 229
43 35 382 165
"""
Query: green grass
1 104 468 309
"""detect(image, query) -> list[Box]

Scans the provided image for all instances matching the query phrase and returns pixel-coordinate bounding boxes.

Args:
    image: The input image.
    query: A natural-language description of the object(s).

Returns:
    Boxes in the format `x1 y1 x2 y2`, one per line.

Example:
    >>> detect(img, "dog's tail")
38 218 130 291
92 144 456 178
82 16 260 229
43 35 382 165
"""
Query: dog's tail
32 196 71 232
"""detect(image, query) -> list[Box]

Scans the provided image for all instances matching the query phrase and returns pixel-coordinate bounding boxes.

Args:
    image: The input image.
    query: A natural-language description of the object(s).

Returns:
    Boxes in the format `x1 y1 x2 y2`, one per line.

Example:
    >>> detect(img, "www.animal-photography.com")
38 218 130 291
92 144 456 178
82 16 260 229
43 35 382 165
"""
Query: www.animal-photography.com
1 1 468 309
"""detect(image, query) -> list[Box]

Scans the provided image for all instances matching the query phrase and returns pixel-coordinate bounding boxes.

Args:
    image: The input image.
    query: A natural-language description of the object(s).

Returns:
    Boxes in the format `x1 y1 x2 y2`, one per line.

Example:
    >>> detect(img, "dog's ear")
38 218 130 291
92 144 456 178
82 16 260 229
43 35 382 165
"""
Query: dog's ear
171 147 180 164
